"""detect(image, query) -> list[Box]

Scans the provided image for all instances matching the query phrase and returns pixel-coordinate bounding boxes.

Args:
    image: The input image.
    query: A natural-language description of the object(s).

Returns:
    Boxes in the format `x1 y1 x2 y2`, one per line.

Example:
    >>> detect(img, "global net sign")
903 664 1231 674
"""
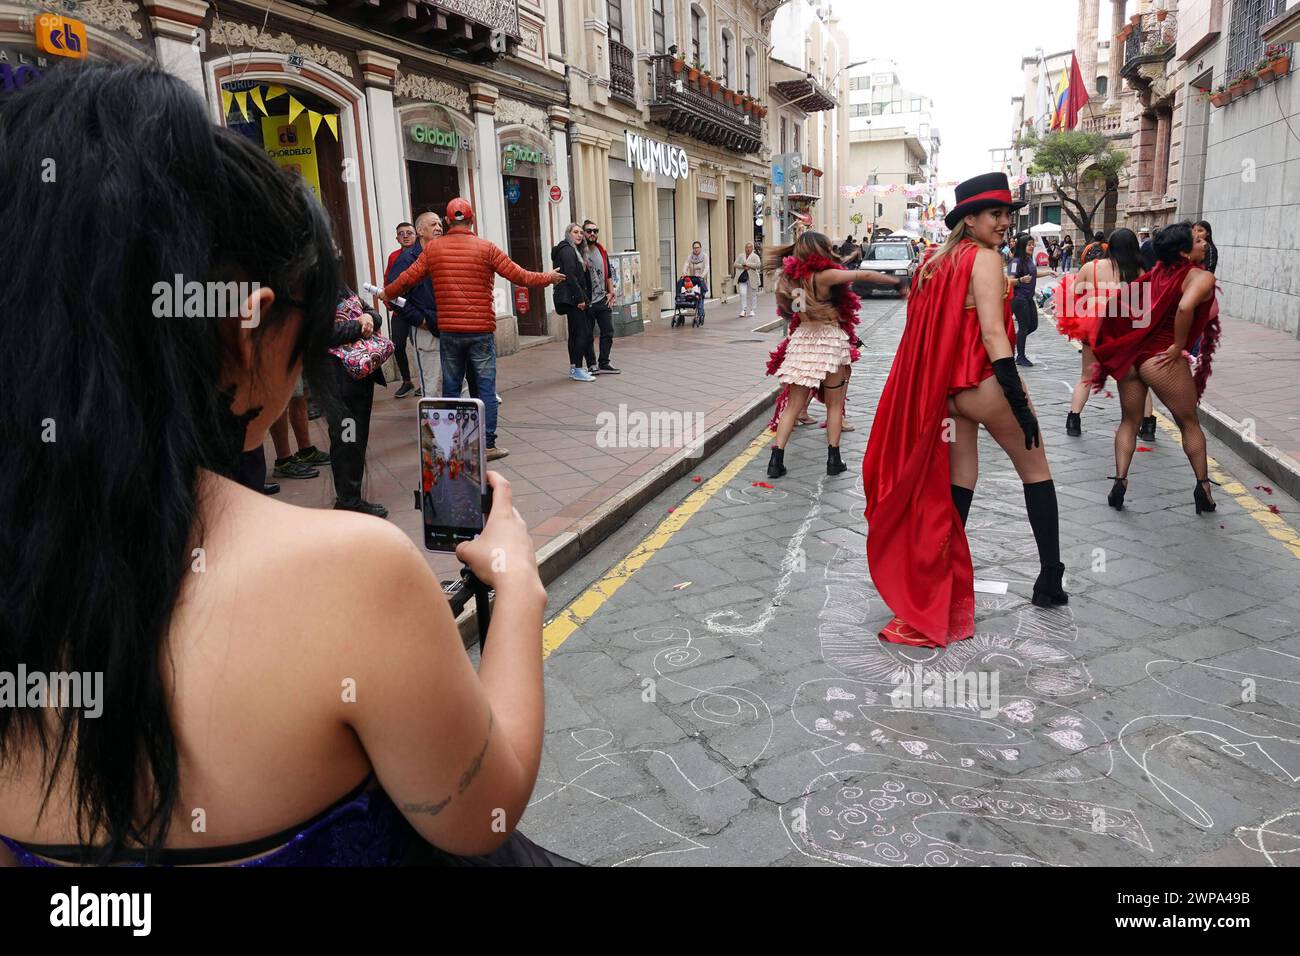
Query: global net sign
625 131 688 181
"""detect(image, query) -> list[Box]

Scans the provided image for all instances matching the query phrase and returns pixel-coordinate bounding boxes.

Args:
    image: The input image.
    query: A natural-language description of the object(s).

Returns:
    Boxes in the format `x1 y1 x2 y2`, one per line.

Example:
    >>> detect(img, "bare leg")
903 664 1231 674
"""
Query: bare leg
797 388 816 424
822 368 847 447
1143 390 1154 418
951 375 1051 483
1138 356 1212 503
946 400 980 490
1070 345 1095 415
774 384 811 449
1114 367 1146 481
269 409 292 460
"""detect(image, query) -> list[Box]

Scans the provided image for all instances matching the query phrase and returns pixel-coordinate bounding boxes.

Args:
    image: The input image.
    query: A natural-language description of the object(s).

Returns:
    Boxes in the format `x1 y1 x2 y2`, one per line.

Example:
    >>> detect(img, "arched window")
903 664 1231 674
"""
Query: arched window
720 29 734 87
745 46 756 95
1096 74 1108 96
690 3 707 68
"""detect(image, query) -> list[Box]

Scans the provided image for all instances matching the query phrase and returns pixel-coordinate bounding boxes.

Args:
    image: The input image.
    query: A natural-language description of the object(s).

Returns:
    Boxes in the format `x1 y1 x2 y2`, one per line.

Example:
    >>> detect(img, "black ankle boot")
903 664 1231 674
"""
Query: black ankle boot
1194 477 1219 514
1138 416 1157 442
826 445 847 476
767 446 787 478
1032 561 1069 607
1107 476 1128 510
1065 412 1081 437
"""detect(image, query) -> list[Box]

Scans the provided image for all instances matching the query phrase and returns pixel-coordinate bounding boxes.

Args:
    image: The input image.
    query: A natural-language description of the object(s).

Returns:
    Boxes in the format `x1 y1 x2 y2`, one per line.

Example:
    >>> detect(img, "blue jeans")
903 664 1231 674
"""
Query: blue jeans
440 332 498 447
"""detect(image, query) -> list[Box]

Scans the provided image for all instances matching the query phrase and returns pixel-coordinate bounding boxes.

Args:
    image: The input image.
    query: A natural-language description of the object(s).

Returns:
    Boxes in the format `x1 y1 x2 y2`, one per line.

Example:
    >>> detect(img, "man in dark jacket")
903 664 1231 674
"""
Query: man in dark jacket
327 289 388 518
1138 227 1156 272
385 211 440 399
552 222 595 382
582 219 620 374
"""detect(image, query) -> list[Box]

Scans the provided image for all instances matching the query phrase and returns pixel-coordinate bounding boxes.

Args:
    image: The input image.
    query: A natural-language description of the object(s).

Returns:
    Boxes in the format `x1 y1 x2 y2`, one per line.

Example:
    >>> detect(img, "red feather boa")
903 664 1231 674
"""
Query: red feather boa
765 255 863 430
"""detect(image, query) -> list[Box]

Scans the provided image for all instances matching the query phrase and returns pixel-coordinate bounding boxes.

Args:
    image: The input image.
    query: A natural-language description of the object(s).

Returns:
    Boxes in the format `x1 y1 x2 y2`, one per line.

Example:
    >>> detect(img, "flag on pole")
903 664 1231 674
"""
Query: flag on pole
1050 53 1091 131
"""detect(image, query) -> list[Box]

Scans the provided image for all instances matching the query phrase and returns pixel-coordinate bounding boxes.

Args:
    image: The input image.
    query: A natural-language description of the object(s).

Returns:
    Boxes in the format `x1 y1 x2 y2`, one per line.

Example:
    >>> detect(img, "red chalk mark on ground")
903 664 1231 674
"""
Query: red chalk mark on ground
1268 504 1281 515
668 507 675 513
692 476 702 482
1137 446 1153 452
1104 390 1114 399
1256 484 1274 495
752 481 775 489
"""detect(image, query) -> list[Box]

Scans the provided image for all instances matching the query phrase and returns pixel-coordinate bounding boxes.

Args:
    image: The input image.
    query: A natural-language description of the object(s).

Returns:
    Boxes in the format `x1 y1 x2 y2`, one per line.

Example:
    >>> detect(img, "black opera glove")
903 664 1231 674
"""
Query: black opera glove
992 357 1040 450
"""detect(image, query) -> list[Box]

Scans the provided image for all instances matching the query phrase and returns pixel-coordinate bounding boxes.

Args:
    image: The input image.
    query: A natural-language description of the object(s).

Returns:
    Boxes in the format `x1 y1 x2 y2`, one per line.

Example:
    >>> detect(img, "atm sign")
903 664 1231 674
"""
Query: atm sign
35 14 87 60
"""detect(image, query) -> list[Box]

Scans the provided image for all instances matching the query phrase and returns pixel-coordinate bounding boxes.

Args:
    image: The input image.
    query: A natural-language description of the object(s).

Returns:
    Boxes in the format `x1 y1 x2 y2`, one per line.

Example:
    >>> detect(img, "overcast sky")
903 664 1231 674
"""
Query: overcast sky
839 0 1082 201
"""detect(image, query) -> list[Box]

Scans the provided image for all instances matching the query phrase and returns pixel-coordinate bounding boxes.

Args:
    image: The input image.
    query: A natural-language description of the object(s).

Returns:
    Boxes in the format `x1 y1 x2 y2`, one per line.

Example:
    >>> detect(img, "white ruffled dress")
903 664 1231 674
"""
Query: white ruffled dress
777 321 851 388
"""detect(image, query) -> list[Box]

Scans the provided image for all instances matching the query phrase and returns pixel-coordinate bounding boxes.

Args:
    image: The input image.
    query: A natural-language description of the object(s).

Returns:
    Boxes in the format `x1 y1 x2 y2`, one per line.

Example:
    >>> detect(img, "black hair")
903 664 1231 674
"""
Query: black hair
0 63 339 861
397 221 414 230
1152 221 1194 266
1093 230 1105 241
1104 227 1144 283
1012 232 1034 275
1194 220 1214 242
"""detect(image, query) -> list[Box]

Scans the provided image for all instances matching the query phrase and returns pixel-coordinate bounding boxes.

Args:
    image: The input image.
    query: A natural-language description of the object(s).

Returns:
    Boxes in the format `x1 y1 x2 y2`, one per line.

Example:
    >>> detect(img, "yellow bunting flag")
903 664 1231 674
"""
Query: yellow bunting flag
308 110 322 139
220 89 233 116
233 90 249 121
323 114 339 140
286 95 304 123
251 86 267 115
264 84 287 101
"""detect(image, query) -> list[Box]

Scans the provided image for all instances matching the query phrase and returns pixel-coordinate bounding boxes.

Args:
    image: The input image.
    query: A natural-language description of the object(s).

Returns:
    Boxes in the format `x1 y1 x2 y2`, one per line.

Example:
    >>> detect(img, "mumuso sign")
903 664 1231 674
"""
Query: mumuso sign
625 131 688 181
409 125 458 150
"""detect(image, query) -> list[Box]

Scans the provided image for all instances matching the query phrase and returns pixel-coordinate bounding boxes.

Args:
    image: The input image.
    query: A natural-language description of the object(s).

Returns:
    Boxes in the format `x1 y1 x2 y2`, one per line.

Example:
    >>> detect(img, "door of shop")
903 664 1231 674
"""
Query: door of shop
504 176 545 336
407 161 460 220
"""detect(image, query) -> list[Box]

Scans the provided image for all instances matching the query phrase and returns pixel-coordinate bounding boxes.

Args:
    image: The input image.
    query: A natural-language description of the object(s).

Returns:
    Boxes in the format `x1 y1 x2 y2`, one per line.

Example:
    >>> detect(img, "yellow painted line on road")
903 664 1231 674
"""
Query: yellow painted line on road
1154 412 1300 561
541 424 774 659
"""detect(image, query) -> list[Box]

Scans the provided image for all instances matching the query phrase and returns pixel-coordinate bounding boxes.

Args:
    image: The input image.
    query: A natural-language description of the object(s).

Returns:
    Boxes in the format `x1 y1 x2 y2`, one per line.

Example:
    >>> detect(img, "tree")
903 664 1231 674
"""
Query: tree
1015 129 1128 236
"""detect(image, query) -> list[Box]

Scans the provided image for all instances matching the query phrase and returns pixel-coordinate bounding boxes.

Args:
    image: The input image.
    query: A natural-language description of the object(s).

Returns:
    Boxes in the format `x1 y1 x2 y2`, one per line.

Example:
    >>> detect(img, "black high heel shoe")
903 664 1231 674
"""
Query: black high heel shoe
1107 475 1128 510
767 446 787 479
1194 477 1219 514
1032 561 1069 607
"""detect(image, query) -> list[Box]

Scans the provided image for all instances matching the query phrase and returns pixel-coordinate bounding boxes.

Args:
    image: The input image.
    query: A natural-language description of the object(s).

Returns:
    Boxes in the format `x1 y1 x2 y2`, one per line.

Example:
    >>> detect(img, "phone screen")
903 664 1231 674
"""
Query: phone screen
417 398 486 552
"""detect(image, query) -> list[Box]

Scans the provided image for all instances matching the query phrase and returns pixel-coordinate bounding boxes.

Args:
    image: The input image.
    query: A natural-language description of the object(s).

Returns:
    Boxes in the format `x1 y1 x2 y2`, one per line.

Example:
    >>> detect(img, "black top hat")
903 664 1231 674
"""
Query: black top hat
945 172 1026 230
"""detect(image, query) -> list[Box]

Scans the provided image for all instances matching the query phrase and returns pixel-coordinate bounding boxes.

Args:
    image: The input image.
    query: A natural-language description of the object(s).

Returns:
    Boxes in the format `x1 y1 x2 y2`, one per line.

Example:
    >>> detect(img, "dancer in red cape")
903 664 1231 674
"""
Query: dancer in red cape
863 172 1067 648
1089 221 1220 513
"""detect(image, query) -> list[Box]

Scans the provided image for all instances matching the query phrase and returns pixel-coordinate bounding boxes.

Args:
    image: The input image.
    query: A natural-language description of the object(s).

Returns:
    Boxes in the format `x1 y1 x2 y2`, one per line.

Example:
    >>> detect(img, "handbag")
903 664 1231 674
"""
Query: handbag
330 294 394 380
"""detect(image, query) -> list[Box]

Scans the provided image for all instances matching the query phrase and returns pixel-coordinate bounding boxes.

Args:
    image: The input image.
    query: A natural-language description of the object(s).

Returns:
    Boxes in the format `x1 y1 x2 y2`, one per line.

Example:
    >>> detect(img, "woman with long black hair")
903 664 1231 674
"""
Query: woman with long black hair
1091 223 1221 513
1193 220 1218 274
1007 233 1040 366
1060 227 1156 438
0 64 549 866
864 173 1066 648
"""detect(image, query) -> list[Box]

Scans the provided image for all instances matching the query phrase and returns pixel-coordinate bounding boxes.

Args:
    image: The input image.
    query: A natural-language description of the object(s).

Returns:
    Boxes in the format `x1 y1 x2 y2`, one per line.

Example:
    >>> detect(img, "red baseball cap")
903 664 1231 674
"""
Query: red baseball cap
446 197 474 225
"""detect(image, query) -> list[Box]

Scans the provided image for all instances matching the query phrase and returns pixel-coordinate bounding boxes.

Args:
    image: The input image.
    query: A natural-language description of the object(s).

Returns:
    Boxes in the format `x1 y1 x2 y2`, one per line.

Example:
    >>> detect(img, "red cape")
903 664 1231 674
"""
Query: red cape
862 241 1008 647
1089 261 1220 396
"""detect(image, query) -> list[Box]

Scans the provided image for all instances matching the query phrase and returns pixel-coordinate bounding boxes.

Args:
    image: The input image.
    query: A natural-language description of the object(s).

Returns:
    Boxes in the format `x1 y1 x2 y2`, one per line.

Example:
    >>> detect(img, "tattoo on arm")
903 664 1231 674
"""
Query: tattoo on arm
400 710 495 817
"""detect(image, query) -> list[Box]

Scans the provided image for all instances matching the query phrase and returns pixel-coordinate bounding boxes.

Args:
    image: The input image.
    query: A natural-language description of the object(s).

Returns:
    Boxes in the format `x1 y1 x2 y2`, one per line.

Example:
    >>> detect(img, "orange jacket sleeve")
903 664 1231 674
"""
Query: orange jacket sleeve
484 242 553 288
383 244 431 300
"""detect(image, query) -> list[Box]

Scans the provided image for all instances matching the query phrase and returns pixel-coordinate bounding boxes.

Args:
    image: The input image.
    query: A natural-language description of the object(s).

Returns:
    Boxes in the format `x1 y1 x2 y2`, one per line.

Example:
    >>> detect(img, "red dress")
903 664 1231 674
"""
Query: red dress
862 241 1015 647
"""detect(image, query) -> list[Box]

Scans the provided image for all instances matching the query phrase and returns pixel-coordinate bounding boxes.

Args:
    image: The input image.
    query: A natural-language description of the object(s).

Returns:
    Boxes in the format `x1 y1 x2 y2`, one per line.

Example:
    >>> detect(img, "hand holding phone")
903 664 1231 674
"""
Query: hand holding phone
454 472 539 590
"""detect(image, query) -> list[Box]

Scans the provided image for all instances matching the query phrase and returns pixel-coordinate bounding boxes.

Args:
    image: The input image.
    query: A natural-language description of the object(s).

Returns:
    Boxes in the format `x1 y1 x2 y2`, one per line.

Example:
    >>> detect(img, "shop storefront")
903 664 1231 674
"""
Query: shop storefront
399 107 473 221
497 131 552 336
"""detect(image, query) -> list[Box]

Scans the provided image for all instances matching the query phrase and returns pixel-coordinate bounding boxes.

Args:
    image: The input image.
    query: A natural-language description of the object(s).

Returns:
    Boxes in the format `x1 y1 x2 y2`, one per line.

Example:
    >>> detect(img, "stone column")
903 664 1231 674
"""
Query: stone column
358 50 405 269
469 83 512 342
1077 0 1099 98
547 105 572 250
631 169 659 299
1107 0 1126 107
144 0 209 97
1153 108 1171 197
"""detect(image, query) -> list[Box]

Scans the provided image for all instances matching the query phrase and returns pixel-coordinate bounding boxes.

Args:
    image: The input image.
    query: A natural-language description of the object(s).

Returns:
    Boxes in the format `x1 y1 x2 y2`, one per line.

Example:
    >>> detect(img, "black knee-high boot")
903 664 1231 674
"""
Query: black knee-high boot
951 484 974 527
1023 479 1067 606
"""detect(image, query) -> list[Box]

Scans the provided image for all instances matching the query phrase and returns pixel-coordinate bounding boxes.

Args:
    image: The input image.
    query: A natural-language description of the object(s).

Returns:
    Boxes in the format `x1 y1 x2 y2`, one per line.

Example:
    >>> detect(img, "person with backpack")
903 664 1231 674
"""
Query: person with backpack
1080 230 1108 266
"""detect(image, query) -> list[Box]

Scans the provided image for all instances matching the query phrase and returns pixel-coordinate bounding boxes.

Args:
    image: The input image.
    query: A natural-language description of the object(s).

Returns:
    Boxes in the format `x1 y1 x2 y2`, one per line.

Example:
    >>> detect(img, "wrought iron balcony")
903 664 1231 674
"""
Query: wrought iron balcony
1121 10 1176 81
647 54 764 155
769 58 837 112
609 38 635 105
316 0 521 61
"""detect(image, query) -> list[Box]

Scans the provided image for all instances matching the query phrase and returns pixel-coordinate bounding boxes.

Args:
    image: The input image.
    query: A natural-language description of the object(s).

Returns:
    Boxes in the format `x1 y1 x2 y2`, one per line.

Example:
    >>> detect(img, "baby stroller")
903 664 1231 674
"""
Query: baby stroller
673 276 705 328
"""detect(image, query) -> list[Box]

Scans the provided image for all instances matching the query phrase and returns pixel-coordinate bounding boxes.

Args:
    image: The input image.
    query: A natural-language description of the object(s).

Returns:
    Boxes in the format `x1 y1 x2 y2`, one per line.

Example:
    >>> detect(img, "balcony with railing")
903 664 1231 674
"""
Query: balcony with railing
307 0 522 60
786 165 823 202
647 54 765 154
769 57 837 112
608 38 635 105
1120 10 1177 83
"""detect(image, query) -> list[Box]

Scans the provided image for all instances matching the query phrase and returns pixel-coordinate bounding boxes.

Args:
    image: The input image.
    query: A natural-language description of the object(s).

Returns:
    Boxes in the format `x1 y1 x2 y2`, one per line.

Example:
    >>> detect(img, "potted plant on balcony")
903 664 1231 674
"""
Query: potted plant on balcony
688 59 702 84
708 74 721 95
1257 56 1277 83
1209 84 1230 107
1118 25 1132 42
1267 43 1291 77
671 49 685 74
1229 69 1258 99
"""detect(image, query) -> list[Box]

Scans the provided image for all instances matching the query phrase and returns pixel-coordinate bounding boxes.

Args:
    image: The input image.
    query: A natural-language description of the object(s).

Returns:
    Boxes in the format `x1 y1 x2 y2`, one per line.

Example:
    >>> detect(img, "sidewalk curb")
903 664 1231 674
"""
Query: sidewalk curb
455 383 781 646
1197 399 1300 501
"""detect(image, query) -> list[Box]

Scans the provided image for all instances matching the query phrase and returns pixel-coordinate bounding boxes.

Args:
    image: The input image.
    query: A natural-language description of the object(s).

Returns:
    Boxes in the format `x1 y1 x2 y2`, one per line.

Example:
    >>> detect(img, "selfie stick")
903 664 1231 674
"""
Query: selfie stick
362 282 405 309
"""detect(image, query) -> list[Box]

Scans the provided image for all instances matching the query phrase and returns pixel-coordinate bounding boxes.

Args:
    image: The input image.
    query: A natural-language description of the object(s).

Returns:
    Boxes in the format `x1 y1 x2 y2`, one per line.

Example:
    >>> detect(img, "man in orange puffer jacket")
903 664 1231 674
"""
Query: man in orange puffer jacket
384 198 562 460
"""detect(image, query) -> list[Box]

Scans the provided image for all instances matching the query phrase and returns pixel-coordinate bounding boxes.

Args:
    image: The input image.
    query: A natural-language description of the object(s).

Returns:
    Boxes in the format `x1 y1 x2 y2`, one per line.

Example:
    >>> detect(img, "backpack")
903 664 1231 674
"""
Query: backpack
1082 241 1107 265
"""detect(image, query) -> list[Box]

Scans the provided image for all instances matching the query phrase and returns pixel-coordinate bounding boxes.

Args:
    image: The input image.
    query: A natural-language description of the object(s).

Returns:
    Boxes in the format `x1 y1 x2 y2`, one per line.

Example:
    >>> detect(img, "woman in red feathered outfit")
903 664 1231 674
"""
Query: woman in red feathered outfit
862 173 1066 649
1089 222 1221 514
764 231 907 478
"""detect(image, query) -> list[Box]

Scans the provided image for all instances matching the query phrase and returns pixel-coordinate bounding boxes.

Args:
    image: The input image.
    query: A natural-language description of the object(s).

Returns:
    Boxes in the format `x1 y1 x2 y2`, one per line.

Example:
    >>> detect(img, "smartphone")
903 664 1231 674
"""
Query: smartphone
417 397 487 552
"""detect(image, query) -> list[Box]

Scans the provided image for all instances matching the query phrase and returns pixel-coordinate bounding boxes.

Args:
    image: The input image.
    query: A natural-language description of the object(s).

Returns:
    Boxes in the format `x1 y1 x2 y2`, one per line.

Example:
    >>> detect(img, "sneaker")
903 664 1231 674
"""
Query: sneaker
273 458 319 479
333 499 388 519
486 447 510 461
598 363 622 374
588 366 601 378
570 367 596 382
293 446 331 466
262 482 281 496
394 382 415 399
